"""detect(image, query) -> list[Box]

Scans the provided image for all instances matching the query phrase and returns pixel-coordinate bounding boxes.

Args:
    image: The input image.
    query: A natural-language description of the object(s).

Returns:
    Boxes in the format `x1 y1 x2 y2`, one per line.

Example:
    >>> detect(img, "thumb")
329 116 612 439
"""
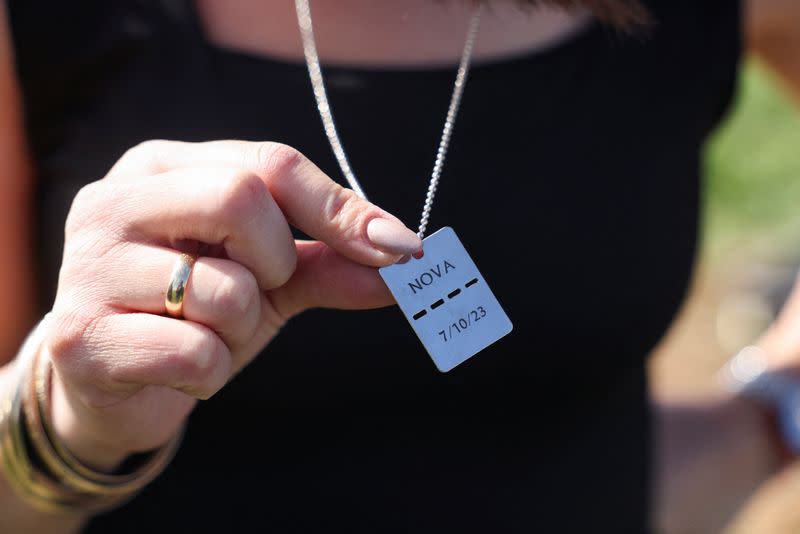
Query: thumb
268 240 395 319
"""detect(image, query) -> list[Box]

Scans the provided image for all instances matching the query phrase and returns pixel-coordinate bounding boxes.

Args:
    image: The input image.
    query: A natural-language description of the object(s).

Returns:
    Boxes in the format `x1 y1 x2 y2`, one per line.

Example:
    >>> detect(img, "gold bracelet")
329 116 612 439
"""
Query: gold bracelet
0 316 184 514
26 345 184 496
0 353 98 514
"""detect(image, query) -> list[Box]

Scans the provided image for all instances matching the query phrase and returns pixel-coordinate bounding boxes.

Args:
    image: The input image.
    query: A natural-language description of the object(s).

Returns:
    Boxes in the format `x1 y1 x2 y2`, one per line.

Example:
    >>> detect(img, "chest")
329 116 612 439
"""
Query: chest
194 0 591 66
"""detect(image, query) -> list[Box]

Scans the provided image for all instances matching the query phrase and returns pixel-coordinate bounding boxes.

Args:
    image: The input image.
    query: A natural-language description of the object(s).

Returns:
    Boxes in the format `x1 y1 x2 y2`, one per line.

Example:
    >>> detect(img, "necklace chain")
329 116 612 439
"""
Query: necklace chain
295 0 483 238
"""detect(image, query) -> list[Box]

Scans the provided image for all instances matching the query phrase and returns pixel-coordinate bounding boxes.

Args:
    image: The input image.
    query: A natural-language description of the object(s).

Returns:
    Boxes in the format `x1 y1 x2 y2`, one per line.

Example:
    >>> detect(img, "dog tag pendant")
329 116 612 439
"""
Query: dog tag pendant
379 227 513 372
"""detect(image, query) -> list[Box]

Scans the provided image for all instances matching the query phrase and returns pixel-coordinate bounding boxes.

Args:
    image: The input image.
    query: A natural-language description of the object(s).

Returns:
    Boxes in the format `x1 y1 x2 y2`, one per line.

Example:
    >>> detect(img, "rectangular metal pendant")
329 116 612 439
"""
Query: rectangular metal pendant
379 227 513 372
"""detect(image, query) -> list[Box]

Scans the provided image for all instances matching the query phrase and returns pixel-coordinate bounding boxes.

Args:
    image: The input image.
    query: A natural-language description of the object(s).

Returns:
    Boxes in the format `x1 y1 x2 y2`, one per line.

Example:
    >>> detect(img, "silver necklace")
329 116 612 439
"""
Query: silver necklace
295 0 481 238
295 0 512 372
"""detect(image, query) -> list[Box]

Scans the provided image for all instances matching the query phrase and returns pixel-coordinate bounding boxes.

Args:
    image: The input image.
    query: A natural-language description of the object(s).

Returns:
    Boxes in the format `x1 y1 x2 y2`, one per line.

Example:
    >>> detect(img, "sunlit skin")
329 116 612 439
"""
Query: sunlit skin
0 2 799 533
197 0 595 66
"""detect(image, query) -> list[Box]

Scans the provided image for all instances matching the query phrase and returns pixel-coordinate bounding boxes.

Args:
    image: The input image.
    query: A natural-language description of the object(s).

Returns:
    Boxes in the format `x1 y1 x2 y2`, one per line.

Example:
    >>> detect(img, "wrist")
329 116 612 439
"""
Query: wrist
721 345 800 466
2 315 182 515
49 373 130 473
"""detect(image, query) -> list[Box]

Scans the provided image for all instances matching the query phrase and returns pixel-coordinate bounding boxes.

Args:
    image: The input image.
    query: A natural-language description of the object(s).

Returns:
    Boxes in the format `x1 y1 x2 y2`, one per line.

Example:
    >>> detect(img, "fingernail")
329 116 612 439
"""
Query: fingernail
366 218 422 255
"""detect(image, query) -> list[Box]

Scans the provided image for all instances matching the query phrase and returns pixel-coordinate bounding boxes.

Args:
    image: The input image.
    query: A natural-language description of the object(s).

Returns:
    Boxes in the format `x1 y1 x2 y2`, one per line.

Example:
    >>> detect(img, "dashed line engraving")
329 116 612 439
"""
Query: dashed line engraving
412 279 480 320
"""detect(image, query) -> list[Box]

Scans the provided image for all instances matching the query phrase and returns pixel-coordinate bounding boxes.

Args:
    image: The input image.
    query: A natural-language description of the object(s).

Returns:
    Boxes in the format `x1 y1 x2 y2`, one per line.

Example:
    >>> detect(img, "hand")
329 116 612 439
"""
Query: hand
44 140 422 470
753 270 800 372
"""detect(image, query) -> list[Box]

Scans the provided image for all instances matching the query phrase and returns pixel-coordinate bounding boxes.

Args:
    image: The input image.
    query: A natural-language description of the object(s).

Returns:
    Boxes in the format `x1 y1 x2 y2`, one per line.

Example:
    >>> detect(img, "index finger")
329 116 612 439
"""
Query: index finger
109 140 422 267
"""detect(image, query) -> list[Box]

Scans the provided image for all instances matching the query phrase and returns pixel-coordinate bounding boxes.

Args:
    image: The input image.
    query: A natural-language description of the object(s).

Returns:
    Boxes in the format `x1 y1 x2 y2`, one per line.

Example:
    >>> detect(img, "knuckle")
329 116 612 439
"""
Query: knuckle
213 269 259 321
121 139 171 169
61 223 129 283
218 170 268 225
176 328 227 387
65 182 130 242
323 185 362 237
47 311 102 369
254 142 306 180
65 181 104 236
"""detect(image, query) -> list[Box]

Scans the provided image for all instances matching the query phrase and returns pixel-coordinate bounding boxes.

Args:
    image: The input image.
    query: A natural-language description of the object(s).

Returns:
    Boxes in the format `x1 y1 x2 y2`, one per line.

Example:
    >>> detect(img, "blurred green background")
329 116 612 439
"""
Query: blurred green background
704 61 800 251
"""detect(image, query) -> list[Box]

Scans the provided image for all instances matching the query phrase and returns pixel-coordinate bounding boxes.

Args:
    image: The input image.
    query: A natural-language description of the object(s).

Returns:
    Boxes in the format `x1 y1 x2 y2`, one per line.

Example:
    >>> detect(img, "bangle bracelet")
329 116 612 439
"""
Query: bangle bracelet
0 315 184 514
0 332 99 513
25 344 184 496
24 342 182 496
9 380 120 513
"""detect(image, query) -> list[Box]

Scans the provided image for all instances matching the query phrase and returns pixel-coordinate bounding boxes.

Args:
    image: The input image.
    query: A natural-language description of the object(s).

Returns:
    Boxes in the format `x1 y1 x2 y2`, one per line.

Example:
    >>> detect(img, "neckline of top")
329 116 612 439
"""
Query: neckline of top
182 0 604 76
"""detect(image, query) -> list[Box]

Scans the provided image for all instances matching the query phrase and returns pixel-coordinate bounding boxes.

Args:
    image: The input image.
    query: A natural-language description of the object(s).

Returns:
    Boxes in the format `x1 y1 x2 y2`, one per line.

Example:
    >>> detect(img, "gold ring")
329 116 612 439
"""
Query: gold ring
165 253 196 318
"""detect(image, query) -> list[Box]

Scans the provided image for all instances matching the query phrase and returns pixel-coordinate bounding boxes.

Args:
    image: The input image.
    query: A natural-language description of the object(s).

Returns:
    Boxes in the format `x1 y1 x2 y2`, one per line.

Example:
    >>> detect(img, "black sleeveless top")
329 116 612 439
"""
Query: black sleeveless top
9 1 741 532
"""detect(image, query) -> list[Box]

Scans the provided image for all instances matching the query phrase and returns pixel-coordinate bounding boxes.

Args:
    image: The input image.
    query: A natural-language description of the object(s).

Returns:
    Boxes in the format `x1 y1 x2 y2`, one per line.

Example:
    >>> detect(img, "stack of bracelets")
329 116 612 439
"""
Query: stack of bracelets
0 316 183 514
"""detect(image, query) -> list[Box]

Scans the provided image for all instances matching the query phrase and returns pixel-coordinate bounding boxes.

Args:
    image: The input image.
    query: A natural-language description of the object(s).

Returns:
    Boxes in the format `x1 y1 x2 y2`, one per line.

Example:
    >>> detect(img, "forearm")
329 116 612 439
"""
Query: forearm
652 395 784 534
0 362 88 534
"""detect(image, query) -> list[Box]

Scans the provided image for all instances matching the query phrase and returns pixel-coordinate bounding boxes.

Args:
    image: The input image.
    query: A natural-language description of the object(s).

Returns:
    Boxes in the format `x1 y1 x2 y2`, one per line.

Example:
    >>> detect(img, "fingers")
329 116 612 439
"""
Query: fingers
76 239 389 347
107 140 422 267
231 241 395 373
48 313 232 401
268 240 394 320
50 244 392 409
105 167 297 291
52 139 414 409
50 243 389 405
94 244 264 352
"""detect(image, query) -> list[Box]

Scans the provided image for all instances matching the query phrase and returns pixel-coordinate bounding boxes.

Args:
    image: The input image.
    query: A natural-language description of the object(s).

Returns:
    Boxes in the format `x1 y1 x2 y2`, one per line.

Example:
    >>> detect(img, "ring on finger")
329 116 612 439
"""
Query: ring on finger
165 253 197 318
